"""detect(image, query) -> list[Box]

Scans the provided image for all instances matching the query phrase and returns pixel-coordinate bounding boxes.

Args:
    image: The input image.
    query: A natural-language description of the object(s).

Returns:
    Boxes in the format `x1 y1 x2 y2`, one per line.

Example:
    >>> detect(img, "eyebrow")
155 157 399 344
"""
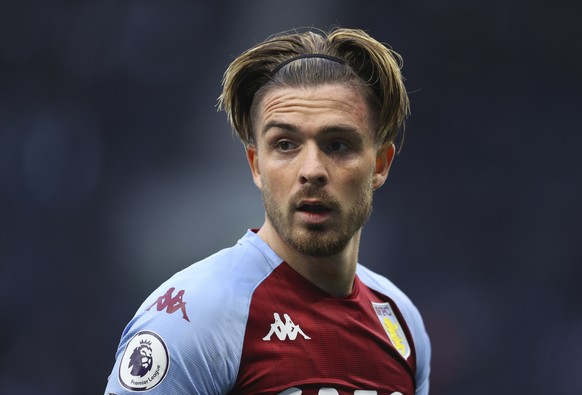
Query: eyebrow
261 121 361 137
261 121 298 136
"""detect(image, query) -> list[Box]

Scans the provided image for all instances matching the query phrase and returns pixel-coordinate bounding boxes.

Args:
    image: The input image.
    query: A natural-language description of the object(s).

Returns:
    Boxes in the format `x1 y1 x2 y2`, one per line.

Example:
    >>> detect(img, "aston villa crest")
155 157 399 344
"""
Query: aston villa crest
372 302 411 359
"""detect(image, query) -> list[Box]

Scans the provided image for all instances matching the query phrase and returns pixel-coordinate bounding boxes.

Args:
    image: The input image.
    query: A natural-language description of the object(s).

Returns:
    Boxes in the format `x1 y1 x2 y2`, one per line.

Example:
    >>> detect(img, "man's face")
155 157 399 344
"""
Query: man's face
247 84 394 257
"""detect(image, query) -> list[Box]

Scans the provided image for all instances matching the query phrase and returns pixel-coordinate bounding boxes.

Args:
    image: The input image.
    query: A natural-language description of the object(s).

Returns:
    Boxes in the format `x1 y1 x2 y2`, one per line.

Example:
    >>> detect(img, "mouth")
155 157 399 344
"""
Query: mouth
295 200 333 224
296 200 332 214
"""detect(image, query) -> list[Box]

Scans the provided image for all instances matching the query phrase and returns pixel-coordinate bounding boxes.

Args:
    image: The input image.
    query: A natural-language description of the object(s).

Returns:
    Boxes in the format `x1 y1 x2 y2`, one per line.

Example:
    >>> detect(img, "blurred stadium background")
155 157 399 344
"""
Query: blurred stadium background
1 0 581 394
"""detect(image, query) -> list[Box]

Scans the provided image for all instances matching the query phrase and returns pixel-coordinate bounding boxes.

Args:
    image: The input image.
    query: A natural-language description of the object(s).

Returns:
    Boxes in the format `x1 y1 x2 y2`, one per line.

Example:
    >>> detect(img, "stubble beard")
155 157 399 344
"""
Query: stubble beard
261 181 374 257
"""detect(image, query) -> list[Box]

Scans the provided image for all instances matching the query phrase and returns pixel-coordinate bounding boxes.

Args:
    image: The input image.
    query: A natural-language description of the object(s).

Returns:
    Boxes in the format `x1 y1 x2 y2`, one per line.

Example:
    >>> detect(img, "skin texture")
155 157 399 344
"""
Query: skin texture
246 84 395 297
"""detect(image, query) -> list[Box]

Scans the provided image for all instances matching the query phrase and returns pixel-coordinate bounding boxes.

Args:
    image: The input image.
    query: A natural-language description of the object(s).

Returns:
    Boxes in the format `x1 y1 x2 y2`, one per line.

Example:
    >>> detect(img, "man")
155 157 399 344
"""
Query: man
105 27 431 395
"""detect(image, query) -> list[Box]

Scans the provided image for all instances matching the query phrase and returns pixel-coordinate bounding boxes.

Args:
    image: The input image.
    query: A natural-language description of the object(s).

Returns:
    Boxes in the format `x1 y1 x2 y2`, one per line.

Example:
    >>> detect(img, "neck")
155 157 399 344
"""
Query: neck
257 221 361 297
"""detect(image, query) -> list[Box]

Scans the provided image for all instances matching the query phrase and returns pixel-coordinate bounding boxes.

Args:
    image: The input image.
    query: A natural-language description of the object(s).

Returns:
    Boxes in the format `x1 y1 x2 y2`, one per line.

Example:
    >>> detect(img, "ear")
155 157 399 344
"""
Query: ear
245 144 263 189
372 143 396 190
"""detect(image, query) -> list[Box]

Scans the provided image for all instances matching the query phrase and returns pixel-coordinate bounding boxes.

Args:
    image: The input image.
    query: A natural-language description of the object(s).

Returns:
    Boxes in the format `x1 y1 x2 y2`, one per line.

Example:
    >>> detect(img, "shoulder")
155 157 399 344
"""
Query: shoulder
356 264 432 395
152 234 276 301
143 229 283 308
105 231 284 395
356 264 417 316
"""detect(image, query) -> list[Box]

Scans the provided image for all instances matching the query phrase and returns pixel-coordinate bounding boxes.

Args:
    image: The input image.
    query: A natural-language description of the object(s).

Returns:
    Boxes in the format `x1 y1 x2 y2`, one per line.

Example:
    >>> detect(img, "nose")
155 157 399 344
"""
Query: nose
298 143 328 187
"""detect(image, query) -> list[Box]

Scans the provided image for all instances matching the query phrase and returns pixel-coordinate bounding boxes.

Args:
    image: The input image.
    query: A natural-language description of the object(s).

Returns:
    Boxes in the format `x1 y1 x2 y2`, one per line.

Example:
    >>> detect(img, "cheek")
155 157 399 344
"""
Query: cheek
341 163 375 189
261 163 294 190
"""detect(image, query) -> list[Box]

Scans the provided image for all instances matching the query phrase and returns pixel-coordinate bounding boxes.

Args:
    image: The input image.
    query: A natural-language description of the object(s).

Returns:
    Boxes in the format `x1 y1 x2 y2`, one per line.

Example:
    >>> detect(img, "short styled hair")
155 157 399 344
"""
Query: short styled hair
218 27 410 147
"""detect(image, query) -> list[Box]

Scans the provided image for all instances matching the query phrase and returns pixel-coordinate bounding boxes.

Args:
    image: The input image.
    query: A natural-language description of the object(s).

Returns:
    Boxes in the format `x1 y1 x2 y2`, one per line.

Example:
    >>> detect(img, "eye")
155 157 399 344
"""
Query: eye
327 141 349 153
275 140 298 151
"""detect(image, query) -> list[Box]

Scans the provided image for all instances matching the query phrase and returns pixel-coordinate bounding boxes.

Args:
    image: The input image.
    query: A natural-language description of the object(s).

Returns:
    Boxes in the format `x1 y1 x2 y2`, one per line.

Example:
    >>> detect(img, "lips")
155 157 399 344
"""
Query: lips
299 205 330 213
295 200 333 224
296 200 332 213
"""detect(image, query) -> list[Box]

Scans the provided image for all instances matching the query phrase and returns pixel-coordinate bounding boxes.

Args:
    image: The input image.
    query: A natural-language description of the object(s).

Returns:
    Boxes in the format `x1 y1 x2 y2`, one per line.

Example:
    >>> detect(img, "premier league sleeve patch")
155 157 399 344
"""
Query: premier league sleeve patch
118 330 170 391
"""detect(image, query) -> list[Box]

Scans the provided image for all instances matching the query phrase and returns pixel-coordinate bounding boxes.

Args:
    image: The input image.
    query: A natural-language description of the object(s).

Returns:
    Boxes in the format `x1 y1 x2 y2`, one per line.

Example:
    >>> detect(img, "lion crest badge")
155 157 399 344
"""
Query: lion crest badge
118 330 169 391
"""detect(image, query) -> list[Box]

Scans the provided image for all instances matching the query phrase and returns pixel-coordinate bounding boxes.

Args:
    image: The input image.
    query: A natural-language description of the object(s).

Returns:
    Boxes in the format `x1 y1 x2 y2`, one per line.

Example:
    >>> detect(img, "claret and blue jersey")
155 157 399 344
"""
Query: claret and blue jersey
105 230 431 395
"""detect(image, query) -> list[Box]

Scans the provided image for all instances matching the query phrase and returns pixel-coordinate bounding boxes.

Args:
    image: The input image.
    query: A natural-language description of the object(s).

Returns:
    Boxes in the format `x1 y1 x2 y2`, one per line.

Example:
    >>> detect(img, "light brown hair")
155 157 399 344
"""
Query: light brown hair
218 27 410 148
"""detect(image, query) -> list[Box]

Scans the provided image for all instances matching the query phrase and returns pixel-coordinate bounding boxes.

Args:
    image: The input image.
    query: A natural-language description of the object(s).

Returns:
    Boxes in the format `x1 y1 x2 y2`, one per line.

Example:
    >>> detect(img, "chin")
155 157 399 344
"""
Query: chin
288 229 351 257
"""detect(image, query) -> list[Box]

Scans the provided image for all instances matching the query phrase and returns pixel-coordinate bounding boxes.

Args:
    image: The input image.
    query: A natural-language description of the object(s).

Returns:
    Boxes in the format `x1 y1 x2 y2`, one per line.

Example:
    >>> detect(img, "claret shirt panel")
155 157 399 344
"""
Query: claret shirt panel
232 262 417 395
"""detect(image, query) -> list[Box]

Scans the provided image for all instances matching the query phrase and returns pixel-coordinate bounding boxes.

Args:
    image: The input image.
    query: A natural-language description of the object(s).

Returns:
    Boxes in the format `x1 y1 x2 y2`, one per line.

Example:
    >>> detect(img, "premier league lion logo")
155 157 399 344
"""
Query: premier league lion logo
128 339 154 377
119 331 169 391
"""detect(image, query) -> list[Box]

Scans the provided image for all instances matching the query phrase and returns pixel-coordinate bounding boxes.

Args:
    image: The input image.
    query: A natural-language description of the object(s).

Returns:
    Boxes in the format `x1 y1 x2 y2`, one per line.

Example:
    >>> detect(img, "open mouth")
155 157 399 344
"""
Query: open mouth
296 203 332 214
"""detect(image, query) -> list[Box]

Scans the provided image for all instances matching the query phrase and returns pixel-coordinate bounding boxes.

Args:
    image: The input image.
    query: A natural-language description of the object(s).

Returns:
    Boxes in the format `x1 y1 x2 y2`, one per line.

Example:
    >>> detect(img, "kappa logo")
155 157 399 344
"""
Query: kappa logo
146 287 190 322
263 313 311 341
372 302 411 359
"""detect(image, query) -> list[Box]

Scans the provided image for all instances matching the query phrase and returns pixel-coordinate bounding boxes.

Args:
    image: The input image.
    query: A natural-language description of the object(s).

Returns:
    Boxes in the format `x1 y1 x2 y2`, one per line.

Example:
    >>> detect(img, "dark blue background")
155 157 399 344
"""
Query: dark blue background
1 1 581 394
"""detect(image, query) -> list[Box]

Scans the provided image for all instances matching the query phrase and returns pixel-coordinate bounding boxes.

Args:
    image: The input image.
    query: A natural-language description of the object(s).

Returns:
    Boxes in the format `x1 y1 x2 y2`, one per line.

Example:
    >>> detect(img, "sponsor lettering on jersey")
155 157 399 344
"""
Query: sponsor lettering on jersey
146 287 190 322
118 330 169 391
263 312 311 341
278 388 403 394
372 302 410 359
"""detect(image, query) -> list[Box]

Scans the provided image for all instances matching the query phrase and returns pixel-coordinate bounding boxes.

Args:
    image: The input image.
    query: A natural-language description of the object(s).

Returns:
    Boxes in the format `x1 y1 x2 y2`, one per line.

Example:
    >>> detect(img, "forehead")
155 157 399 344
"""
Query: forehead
255 84 373 136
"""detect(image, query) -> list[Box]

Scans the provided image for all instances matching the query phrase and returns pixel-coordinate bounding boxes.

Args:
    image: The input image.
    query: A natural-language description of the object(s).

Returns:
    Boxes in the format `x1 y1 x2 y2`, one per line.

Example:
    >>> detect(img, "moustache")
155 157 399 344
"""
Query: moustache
289 187 340 211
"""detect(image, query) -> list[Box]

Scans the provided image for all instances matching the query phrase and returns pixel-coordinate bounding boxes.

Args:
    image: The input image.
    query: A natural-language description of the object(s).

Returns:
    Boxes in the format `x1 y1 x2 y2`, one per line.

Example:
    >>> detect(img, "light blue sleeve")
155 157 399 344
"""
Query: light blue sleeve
356 264 432 395
104 237 278 395
104 264 241 394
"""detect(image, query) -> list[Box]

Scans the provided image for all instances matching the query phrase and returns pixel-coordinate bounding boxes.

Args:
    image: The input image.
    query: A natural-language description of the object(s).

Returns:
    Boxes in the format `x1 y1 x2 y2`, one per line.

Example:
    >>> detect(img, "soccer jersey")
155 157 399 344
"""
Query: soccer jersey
104 230 431 395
